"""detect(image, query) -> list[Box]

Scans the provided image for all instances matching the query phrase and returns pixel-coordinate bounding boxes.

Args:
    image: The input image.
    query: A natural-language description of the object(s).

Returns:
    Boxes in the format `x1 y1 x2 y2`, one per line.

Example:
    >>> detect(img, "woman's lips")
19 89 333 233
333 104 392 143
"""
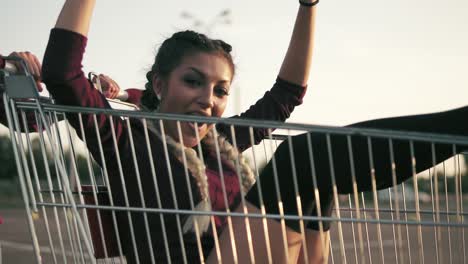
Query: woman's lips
186 112 209 128
186 120 205 135
178 112 211 139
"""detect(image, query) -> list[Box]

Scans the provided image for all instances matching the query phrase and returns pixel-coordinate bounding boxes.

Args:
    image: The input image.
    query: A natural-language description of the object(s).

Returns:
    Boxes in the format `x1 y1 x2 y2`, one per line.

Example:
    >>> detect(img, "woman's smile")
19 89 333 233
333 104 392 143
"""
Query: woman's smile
155 52 232 147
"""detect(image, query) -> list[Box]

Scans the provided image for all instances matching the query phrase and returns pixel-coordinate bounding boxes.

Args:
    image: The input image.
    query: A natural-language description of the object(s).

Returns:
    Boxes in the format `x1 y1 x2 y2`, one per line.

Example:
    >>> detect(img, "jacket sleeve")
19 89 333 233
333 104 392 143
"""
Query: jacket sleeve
218 77 307 151
125 88 143 106
42 28 128 165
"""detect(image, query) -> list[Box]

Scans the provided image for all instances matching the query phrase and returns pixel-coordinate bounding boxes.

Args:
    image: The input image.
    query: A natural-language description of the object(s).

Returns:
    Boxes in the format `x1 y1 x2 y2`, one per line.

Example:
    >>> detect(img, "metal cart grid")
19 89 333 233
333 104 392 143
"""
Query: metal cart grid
1 69 467 264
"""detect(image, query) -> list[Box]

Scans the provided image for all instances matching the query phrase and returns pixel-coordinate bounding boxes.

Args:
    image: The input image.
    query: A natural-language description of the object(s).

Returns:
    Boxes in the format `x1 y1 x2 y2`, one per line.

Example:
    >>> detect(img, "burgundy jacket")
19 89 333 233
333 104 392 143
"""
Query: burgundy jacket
42 28 306 263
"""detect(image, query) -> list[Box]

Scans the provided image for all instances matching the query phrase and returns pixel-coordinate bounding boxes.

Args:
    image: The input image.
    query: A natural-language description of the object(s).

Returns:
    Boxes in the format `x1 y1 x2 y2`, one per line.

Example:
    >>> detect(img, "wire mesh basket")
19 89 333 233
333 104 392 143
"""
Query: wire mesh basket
1 66 467 264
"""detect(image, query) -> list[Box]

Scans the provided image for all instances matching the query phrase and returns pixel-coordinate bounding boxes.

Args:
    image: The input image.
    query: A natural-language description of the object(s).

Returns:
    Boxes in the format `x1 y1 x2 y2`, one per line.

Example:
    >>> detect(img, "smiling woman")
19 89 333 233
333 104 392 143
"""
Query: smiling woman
40 0 468 263
42 0 319 262
145 39 234 147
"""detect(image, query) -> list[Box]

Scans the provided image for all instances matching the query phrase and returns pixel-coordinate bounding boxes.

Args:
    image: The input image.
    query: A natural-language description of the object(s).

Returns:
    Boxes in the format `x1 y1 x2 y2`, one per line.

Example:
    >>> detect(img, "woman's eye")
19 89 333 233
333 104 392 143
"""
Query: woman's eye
214 87 229 97
185 78 202 87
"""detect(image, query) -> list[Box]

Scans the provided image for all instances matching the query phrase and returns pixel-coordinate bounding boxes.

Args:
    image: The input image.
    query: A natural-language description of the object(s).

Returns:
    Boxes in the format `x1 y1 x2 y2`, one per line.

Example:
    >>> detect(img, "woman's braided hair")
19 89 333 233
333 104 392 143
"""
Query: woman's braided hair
141 31 255 235
140 30 235 111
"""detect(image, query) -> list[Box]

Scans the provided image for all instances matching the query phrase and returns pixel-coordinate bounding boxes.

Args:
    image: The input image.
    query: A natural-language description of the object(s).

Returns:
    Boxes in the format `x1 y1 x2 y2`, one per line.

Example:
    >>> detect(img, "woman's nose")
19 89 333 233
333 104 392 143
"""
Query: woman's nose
198 87 214 109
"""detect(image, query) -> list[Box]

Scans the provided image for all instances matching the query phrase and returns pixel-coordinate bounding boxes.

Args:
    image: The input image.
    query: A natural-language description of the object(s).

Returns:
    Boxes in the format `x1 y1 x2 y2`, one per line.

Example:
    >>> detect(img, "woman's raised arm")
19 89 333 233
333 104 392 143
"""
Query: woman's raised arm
278 1 318 86
43 0 128 163
55 0 96 36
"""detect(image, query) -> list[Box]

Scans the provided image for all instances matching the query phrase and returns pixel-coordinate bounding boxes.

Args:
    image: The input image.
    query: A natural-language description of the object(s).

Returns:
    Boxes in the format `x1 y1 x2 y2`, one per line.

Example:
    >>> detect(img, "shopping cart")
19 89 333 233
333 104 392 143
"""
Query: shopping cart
1 60 467 263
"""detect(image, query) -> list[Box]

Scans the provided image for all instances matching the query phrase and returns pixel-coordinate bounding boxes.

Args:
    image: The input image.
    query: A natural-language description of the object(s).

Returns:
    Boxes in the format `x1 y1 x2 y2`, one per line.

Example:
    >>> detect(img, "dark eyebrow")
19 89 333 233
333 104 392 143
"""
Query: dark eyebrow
187 67 230 84
187 67 205 78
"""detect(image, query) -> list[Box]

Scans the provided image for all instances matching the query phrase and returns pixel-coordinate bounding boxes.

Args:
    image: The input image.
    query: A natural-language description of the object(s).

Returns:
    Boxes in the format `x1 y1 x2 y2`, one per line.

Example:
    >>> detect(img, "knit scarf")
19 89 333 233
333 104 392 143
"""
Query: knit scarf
144 117 256 236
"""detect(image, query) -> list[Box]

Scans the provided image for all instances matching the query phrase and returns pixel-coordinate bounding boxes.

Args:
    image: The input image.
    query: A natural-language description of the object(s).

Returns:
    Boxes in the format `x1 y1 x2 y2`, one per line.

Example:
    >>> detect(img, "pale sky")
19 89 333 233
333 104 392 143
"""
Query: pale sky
2 0 468 126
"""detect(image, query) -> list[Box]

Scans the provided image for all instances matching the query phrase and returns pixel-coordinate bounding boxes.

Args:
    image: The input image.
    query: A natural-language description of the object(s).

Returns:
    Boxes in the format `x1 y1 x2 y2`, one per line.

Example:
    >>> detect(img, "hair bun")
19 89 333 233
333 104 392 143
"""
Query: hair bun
170 31 232 53
172 30 208 45
215 40 232 53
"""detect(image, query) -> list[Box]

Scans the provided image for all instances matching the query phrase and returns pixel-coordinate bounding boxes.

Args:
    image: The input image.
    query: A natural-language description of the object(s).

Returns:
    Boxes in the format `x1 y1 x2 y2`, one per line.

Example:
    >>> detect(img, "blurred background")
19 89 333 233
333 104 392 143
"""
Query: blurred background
1 0 468 262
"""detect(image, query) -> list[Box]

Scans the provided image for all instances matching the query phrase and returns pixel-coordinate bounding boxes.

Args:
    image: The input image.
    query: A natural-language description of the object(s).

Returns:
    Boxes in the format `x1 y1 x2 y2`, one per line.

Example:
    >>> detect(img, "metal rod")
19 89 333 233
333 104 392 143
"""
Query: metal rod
3 95 42 263
126 118 156 264
105 115 139 263
249 128 273 264
286 131 309 263
326 134 347 264
142 119 172 262
175 121 204 263
159 120 188 264
266 129 290 261
366 137 385 264
23 111 58 264
230 125 256 263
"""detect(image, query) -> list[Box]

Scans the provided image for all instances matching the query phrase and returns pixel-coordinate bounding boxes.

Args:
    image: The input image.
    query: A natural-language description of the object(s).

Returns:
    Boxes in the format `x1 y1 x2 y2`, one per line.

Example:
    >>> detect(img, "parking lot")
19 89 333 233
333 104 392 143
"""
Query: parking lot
1 204 467 263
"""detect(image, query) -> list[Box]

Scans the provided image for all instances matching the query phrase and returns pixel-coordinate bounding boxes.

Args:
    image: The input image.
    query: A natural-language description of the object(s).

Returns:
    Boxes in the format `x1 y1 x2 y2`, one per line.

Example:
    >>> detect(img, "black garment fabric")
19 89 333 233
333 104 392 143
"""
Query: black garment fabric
246 105 468 231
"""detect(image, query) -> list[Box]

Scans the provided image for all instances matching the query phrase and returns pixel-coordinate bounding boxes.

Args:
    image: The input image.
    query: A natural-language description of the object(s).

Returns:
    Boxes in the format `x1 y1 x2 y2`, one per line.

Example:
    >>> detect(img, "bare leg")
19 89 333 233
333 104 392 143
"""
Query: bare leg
206 202 305 264
297 229 330 264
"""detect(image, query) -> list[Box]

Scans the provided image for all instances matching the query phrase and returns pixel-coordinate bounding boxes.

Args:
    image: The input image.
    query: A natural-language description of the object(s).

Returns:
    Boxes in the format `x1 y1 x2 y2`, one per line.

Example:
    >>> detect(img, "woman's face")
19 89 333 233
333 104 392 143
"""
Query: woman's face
154 52 233 147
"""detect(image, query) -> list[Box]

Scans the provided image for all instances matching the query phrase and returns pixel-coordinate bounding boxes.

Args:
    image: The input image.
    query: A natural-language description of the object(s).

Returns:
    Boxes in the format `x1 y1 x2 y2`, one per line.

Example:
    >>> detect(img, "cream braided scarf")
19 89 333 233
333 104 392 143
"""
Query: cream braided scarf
145 118 256 235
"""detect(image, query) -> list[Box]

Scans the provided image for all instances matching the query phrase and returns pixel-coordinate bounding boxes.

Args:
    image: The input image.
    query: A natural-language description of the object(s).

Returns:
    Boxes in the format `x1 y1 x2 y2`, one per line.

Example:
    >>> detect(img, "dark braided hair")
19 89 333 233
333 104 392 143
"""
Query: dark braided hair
141 30 235 111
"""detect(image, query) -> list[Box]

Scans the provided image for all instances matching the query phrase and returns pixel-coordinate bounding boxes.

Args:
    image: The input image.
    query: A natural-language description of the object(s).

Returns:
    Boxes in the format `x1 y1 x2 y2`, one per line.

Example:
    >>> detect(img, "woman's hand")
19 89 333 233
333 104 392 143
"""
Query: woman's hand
94 74 121 99
9 51 43 92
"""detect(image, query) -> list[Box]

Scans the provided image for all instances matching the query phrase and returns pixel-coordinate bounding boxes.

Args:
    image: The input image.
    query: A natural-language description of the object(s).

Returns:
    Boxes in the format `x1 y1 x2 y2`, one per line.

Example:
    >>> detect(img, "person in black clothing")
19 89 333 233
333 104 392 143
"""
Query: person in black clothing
43 0 468 263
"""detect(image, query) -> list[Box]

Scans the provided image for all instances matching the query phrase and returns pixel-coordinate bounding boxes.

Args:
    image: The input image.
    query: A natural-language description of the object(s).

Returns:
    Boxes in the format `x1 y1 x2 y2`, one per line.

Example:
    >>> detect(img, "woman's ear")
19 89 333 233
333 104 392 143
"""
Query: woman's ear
152 74 164 100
